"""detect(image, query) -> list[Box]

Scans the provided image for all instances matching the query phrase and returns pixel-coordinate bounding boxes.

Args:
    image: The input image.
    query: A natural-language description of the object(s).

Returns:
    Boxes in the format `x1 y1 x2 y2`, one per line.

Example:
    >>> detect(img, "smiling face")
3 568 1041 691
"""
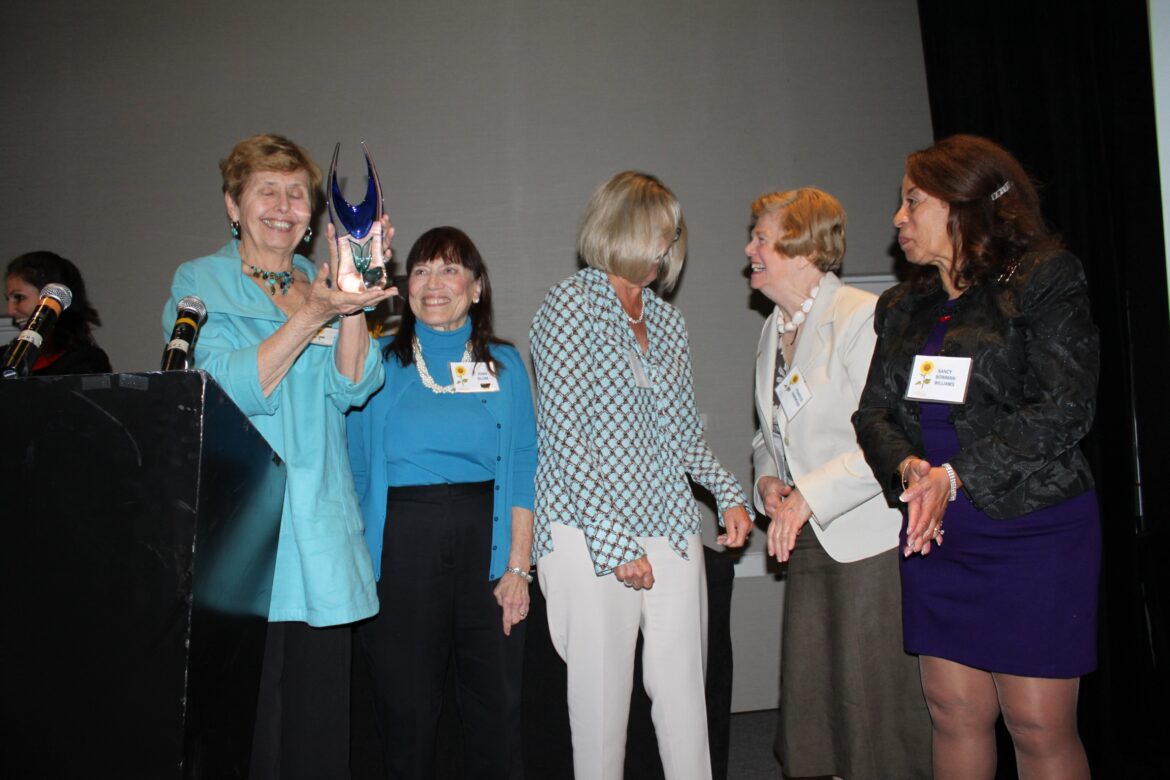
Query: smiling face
6 275 40 327
225 169 313 260
894 175 954 271
407 257 481 332
745 209 809 304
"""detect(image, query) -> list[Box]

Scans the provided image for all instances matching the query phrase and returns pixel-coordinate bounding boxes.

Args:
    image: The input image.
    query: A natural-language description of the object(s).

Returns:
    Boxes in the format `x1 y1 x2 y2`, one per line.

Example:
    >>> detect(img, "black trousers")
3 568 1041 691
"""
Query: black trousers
249 620 352 780
358 481 525 780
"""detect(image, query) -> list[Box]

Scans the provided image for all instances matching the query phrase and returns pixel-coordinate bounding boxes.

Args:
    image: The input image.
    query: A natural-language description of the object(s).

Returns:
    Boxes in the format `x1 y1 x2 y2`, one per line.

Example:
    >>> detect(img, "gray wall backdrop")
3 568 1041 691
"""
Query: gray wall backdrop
2 0 932 712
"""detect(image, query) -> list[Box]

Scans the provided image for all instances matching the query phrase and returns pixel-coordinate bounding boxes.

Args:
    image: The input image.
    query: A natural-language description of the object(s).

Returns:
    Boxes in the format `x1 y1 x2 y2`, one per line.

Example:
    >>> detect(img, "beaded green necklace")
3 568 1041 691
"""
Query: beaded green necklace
247 264 294 296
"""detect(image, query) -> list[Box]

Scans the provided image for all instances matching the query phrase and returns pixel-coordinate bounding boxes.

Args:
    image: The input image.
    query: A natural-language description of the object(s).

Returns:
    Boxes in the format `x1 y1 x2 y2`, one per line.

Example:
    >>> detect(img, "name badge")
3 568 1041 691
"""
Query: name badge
450 361 499 392
309 325 338 347
776 363 812 420
626 348 651 388
904 354 972 404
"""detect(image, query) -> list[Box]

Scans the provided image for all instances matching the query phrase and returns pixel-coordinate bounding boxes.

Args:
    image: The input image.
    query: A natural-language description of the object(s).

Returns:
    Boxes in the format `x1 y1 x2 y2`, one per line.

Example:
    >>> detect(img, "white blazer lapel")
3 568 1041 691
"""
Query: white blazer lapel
791 272 841 373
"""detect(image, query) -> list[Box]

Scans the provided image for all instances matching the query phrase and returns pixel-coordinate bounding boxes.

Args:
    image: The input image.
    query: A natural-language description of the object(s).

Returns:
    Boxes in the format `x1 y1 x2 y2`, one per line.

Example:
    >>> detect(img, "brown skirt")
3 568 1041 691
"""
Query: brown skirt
775 529 932 780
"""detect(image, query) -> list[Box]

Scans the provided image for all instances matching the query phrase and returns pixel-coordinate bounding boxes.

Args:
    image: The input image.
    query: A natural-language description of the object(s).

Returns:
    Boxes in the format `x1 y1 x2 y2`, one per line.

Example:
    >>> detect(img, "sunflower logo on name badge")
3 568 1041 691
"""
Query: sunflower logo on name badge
787 372 801 387
452 363 470 385
915 359 935 389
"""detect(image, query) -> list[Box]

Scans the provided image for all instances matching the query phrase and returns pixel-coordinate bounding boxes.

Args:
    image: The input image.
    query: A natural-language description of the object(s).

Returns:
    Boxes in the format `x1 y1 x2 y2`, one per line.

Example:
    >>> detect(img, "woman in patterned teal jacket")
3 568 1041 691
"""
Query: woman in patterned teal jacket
529 171 753 780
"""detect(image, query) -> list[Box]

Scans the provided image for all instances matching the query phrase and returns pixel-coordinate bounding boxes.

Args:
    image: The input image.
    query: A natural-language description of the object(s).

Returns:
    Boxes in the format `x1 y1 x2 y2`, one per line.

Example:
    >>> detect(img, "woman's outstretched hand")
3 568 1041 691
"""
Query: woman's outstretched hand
307 222 396 321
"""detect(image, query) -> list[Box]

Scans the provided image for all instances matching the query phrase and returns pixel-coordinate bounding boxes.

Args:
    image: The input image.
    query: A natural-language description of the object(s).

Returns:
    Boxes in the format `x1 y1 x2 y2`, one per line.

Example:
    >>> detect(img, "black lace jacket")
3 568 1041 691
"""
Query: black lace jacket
852 250 1099 518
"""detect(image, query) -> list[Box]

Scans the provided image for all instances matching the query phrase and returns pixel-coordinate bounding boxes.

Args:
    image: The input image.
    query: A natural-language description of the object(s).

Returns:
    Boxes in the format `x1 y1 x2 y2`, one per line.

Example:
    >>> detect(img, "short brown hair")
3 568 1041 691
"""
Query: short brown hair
578 171 687 291
750 188 847 273
219 133 323 207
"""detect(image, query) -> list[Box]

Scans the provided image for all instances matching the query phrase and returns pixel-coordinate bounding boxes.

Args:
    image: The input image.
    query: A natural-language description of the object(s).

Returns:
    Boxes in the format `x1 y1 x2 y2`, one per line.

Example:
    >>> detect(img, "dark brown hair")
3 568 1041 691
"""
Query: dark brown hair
385 226 508 370
6 251 101 352
906 134 1061 290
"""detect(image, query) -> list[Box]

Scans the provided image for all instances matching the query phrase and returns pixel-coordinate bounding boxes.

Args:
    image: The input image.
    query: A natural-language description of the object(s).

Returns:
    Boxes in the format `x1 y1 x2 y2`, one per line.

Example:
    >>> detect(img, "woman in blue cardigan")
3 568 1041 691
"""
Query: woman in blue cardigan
347 226 538 779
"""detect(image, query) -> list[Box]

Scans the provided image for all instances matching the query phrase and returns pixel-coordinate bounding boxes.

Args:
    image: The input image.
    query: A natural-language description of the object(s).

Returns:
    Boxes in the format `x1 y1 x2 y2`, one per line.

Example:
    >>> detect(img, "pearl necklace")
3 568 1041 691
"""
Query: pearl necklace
625 298 646 325
412 336 472 394
776 284 820 334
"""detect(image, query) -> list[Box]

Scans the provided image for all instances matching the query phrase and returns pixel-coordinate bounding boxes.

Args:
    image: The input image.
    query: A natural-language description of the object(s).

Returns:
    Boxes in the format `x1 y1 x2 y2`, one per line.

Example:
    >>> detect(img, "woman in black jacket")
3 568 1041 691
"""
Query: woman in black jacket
853 135 1098 780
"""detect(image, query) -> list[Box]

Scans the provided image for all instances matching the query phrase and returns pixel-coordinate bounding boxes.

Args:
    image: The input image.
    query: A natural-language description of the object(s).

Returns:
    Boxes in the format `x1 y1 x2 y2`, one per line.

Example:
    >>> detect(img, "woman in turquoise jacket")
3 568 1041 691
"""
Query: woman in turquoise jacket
347 226 537 779
163 134 394 780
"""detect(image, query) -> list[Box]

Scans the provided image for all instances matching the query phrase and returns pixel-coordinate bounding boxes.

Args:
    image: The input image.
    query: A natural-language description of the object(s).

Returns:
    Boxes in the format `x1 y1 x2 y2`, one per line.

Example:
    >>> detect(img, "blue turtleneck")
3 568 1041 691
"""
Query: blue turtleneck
383 319 497 487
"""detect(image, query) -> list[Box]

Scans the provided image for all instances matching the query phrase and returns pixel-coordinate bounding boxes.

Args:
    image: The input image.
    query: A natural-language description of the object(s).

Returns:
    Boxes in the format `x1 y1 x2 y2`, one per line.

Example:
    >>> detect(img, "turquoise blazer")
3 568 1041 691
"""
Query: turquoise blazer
164 242 384 626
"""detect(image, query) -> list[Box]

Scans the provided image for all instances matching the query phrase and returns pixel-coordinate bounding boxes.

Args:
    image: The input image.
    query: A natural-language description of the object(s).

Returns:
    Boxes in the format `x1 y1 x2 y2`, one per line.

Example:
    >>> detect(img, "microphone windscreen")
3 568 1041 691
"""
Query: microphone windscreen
177 295 207 322
41 283 72 310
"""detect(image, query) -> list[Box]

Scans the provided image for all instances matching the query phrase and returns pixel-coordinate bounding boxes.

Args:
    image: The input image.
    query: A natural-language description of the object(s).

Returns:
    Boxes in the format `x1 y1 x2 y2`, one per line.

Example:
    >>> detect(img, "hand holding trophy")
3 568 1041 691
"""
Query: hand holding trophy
328 142 389 308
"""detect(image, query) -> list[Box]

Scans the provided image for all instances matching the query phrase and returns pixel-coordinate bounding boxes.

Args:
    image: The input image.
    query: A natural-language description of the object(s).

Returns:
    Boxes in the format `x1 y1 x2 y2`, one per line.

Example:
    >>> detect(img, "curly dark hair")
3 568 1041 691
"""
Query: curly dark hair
905 134 1062 291
6 251 102 352
385 226 509 370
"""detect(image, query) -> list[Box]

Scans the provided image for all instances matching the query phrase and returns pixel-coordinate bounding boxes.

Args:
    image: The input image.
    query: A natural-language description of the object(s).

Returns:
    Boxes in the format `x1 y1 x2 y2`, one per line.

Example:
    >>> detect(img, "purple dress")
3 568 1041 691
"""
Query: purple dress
900 301 1101 678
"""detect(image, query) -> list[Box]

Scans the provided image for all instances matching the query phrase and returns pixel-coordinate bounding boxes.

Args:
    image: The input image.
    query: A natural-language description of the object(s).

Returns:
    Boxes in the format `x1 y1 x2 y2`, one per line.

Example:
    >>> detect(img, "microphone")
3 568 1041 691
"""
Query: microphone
161 296 207 371
1 283 72 379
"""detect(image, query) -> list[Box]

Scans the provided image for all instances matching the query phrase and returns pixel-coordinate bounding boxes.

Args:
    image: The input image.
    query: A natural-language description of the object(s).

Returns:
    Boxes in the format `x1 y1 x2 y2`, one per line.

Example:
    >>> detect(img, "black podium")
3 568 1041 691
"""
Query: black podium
0 371 284 779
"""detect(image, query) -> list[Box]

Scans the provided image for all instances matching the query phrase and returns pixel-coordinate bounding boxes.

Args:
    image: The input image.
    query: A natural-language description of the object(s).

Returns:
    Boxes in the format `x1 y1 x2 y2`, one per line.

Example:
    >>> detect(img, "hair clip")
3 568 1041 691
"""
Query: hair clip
990 180 1012 201
996 258 1021 284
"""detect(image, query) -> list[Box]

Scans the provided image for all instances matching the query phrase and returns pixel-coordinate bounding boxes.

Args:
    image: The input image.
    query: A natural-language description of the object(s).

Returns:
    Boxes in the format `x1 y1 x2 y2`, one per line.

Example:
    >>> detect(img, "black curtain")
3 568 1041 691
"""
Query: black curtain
915 1 1168 777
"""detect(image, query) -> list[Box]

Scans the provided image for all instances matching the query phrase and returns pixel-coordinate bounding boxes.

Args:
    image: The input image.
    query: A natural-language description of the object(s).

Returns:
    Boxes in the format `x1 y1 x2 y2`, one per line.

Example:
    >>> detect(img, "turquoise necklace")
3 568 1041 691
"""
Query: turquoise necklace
247 264 294 296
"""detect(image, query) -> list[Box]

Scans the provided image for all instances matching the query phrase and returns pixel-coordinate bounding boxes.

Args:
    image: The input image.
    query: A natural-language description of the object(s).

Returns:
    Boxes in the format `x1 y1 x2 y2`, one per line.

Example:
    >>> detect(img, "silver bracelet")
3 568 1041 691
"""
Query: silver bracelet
941 463 958 502
504 566 533 584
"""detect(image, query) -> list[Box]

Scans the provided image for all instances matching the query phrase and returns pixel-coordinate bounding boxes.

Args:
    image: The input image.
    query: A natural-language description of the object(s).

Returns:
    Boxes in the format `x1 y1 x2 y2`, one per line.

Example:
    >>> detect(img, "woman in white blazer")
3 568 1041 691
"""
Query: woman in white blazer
746 189 931 780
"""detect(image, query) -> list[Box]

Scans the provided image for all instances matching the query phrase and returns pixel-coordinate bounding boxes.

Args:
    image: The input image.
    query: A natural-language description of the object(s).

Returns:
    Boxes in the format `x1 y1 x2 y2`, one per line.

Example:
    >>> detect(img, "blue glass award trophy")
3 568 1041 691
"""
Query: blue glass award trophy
327 142 387 300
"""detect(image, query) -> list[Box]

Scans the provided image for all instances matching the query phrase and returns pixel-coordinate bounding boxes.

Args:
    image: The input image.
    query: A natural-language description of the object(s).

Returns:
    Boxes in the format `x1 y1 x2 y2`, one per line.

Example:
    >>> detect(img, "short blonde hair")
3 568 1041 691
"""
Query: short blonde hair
750 188 846 272
219 133 323 208
578 171 687 291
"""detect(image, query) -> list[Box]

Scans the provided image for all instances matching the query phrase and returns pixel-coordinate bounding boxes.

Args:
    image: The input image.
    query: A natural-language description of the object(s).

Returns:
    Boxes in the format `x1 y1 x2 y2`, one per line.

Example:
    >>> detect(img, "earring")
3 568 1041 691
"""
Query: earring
302 227 313 244
230 220 240 238
473 297 481 304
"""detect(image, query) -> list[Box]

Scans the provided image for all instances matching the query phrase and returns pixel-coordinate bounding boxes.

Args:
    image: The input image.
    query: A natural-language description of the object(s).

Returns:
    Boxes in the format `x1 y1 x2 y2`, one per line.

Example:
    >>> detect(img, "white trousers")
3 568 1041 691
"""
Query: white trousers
538 522 711 780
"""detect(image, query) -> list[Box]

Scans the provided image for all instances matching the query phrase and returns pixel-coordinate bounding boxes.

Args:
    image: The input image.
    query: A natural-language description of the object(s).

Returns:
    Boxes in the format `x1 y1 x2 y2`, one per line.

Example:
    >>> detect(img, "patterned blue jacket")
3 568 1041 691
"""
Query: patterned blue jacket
529 267 748 575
